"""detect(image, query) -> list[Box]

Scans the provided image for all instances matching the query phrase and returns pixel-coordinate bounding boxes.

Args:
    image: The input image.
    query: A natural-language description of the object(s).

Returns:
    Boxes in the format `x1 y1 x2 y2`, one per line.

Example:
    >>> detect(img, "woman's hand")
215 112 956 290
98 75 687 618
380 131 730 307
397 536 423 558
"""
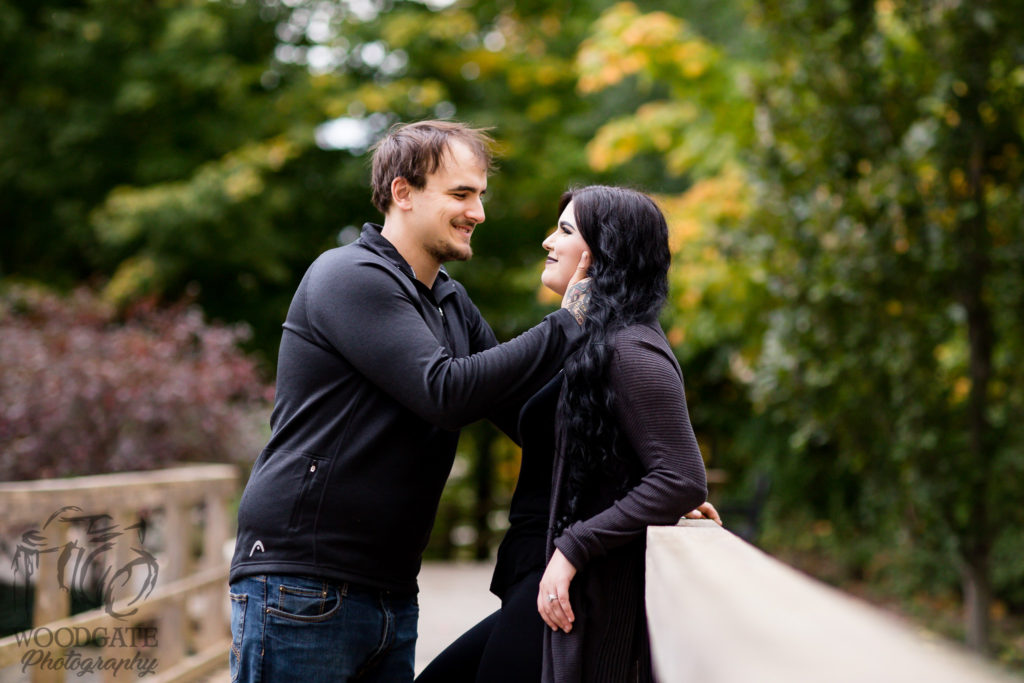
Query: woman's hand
683 501 723 525
537 548 577 633
561 252 591 326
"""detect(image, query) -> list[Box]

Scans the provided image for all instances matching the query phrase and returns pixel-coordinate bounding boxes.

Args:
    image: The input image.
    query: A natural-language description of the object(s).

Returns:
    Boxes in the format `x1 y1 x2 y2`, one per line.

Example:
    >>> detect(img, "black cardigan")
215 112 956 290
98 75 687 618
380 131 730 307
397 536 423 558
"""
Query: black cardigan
542 323 708 683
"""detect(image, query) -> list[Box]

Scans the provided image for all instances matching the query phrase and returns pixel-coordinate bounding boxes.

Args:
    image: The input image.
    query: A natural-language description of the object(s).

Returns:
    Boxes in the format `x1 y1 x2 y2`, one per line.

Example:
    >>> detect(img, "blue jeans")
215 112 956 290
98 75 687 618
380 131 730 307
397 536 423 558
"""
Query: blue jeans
229 574 418 682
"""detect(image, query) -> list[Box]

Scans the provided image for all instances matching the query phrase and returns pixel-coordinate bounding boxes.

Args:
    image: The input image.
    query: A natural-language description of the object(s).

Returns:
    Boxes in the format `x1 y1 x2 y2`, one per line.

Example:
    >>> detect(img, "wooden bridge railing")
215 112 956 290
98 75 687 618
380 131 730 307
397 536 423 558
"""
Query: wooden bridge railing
646 519 1017 683
0 464 238 683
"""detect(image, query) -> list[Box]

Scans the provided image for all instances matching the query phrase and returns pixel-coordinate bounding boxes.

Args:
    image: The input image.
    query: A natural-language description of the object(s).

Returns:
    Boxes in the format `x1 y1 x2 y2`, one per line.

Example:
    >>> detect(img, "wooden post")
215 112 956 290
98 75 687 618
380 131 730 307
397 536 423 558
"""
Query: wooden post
101 509 141 683
157 503 188 671
197 494 230 644
31 520 68 683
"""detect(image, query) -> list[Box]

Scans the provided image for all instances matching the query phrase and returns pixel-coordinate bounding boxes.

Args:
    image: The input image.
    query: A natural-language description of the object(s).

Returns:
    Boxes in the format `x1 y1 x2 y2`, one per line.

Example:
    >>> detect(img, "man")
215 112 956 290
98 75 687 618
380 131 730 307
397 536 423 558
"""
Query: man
228 120 590 682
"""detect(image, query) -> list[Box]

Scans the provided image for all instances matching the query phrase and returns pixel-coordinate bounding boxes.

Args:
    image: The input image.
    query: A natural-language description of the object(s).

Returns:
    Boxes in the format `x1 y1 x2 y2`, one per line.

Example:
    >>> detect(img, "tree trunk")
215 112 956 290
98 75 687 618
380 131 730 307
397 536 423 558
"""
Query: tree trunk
958 121 994 653
474 426 495 561
961 555 992 653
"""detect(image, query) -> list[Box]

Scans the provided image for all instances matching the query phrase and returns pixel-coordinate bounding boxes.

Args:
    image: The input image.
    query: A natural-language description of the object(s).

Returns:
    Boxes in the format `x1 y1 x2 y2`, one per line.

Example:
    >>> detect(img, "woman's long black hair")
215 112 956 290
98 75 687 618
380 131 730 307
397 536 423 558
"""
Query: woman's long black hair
553 185 671 534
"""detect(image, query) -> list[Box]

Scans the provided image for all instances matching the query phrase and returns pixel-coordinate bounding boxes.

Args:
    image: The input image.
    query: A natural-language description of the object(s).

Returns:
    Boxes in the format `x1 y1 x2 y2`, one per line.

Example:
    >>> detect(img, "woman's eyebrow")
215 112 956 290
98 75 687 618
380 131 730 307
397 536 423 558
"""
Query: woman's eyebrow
559 220 575 230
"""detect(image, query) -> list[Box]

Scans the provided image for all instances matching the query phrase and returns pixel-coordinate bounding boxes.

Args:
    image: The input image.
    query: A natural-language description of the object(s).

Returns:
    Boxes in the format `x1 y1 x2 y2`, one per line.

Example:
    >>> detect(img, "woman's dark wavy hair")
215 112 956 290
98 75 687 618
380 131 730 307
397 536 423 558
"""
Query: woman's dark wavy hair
554 185 671 534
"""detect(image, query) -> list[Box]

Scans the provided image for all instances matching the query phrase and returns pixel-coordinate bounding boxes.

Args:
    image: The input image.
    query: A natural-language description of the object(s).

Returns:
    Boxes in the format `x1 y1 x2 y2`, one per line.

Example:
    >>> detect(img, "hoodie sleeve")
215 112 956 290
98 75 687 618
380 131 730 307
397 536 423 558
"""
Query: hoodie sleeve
305 256 583 431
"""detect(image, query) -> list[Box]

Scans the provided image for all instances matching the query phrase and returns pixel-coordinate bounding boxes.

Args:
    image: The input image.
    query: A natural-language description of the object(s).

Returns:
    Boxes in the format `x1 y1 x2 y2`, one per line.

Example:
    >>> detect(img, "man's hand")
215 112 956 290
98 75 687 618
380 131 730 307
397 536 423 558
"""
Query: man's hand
683 501 723 525
537 548 577 633
561 252 591 326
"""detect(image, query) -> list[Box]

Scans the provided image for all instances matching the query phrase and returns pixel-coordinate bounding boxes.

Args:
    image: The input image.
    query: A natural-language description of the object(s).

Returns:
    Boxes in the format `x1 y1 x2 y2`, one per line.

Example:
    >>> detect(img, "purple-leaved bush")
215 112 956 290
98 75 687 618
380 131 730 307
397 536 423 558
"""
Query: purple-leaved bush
0 285 273 480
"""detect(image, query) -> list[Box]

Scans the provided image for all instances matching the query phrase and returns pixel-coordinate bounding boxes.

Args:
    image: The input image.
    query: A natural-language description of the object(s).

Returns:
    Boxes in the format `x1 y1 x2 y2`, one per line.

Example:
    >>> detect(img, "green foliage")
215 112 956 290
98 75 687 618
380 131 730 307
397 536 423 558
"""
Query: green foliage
576 0 1024 654
743 0 1024 619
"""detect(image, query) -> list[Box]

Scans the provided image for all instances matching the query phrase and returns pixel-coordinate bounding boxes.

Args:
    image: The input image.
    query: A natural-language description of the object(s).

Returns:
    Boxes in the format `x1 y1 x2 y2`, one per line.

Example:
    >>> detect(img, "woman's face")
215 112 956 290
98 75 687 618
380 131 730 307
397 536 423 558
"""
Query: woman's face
541 200 590 296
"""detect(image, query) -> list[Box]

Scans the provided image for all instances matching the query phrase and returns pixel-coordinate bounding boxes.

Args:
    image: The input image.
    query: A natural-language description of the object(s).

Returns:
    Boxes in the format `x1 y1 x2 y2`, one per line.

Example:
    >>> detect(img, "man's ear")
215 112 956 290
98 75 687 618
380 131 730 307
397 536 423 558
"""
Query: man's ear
391 177 414 210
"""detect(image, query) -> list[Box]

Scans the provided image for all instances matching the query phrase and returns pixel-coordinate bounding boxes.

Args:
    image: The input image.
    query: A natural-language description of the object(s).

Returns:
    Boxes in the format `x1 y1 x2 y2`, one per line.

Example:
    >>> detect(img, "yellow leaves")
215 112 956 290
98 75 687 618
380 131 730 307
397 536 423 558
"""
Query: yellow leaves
431 11 479 41
535 63 563 87
347 80 449 113
357 86 392 112
585 101 698 172
539 14 562 37
620 11 678 47
411 81 445 108
658 166 751 321
94 136 299 247
663 165 750 231
526 97 560 122
952 377 971 403
674 41 712 79
586 119 642 172
81 21 102 42
949 167 969 196
916 163 938 195
224 166 263 202
103 256 158 307
978 102 997 126
382 14 424 47
576 2 715 94
384 10 478 48
934 340 972 406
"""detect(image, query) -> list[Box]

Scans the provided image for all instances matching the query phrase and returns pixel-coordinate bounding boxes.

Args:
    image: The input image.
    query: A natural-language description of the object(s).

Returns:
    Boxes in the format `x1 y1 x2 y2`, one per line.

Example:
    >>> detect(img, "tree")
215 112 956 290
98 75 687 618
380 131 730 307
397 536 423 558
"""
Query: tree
574 0 1024 653
0 0 372 359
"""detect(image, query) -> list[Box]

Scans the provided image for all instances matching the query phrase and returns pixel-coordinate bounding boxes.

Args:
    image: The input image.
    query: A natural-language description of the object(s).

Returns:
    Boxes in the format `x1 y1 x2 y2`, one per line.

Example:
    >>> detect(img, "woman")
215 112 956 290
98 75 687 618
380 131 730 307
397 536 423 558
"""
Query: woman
417 186 716 683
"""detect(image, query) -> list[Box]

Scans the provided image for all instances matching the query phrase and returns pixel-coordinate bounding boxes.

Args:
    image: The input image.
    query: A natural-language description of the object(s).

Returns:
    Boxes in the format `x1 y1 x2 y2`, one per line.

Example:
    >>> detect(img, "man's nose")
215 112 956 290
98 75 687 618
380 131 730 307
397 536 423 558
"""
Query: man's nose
466 196 485 224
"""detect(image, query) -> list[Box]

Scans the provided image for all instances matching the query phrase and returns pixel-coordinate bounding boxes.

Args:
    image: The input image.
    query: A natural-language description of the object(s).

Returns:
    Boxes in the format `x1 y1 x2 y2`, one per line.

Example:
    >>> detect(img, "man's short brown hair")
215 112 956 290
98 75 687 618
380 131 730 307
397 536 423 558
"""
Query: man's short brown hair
370 120 495 214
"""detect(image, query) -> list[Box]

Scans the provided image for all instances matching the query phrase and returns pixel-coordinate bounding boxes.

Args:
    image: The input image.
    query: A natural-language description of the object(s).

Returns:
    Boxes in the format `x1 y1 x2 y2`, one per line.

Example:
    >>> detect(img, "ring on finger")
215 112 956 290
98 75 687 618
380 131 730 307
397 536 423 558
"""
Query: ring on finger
547 594 557 603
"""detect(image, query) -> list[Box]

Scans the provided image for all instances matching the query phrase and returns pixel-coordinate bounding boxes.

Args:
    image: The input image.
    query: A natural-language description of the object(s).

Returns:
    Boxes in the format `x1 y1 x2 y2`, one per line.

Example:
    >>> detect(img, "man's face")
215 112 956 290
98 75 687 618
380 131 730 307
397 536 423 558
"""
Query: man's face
406 140 488 266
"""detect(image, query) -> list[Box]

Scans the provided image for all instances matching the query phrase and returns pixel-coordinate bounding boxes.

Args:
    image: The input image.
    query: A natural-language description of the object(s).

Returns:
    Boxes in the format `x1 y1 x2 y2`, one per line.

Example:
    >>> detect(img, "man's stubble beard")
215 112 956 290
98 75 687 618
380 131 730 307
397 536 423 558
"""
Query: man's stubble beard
426 235 472 264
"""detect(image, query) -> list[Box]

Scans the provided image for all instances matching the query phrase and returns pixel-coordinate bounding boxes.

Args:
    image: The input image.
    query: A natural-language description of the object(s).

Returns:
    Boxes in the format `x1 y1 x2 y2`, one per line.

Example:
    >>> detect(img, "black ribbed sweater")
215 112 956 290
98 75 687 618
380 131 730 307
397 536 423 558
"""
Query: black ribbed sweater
542 323 708 683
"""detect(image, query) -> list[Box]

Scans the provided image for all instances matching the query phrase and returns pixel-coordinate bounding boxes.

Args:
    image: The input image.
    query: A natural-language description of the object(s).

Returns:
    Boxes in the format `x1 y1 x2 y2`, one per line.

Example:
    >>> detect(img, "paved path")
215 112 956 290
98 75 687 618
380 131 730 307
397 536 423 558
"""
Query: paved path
414 561 499 674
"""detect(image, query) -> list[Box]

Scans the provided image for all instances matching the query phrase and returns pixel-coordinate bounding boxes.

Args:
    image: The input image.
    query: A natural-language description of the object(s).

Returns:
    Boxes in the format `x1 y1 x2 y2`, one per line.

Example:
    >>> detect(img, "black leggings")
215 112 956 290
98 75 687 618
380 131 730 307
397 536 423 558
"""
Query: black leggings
415 570 544 683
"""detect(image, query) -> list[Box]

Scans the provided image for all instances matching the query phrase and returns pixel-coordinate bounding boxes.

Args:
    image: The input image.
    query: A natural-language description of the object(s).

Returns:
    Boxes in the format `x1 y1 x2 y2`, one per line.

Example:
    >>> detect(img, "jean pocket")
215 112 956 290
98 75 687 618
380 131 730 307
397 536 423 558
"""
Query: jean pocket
229 592 247 682
267 581 343 623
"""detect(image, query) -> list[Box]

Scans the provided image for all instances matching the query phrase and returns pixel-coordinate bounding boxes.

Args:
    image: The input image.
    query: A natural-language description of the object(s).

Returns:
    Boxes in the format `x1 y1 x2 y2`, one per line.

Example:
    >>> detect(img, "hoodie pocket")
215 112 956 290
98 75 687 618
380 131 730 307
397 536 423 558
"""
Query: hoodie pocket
288 454 325 531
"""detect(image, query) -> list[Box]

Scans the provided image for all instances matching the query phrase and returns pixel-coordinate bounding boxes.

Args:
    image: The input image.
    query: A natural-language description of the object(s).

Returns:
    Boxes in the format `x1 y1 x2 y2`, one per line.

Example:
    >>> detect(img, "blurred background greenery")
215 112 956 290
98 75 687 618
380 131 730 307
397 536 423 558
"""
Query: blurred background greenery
2 0 1023 668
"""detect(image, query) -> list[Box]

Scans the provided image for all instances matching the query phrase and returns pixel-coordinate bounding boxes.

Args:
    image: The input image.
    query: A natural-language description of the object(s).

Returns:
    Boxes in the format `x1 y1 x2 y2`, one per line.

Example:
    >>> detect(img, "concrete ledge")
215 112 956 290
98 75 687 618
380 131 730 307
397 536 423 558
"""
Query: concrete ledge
646 520 1016 683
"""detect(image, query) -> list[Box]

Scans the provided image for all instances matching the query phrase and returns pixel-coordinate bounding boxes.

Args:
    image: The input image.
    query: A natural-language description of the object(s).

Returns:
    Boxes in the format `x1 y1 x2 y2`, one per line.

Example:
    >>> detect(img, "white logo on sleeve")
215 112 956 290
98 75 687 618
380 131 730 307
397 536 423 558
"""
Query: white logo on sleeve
249 540 265 557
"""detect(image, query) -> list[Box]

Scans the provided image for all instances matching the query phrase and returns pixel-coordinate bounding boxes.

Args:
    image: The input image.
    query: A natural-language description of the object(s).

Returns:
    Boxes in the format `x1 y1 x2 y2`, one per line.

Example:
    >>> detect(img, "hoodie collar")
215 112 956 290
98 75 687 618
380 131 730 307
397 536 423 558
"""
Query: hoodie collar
359 223 456 299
